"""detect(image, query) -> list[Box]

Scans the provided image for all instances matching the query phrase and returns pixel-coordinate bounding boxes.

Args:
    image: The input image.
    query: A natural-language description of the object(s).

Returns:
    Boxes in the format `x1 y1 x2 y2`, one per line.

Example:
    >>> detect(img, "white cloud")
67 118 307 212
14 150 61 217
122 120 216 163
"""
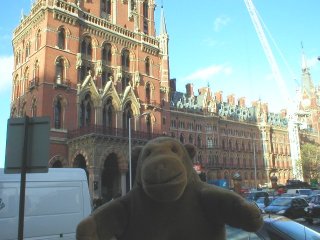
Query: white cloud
0 55 13 92
184 64 232 82
214 16 230 32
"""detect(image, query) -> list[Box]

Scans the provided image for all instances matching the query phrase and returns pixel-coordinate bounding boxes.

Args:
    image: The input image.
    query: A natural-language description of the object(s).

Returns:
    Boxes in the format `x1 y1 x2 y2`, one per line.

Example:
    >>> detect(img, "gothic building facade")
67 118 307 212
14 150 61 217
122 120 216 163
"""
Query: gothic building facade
10 0 319 201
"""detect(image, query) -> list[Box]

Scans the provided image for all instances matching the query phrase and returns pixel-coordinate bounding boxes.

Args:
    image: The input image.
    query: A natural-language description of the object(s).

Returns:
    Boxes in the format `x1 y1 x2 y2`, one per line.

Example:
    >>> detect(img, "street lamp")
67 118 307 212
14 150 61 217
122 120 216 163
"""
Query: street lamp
128 112 151 190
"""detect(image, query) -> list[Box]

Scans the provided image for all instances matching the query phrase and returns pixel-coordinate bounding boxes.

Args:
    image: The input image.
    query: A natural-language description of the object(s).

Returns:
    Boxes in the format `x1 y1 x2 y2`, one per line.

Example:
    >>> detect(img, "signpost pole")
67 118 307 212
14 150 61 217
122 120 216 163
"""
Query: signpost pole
18 116 29 240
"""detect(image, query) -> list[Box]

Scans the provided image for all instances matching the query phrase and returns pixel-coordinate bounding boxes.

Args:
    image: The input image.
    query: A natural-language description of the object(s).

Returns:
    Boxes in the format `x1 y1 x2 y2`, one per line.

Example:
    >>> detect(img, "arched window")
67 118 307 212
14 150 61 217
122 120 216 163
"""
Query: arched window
122 75 130 91
58 28 66 50
145 82 151 103
54 97 62 129
189 134 193 144
33 60 40 83
143 1 149 34
25 42 30 61
101 0 111 15
122 102 133 130
180 133 185 143
80 93 93 127
121 49 130 70
130 0 136 11
145 57 150 75
197 135 202 147
103 98 113 129
143 1 148 18
56 58 65 84
80 36 92 59
102 43 112 64
36 29 41 51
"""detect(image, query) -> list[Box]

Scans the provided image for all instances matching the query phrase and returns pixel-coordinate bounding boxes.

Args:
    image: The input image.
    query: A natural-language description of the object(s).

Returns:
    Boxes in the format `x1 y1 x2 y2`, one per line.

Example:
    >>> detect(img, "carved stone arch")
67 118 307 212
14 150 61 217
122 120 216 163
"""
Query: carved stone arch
123 97 140 116
72 149 89 166
79 89 100 109
54 55 70 68
57 25 71 36
99 147 127 173
52 94 68 108
48 155 68 168
102 91 121 112
144 80 155 90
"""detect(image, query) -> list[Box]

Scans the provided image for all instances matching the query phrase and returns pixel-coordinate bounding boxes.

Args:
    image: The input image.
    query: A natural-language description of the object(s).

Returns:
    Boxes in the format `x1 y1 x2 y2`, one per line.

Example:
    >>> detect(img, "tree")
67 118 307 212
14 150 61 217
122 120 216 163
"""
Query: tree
297 143 320 182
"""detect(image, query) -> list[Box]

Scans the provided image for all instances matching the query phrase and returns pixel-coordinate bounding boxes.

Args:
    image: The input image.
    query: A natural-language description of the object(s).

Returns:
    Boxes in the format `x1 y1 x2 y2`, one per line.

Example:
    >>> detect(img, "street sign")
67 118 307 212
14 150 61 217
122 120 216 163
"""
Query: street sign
5 116 50 173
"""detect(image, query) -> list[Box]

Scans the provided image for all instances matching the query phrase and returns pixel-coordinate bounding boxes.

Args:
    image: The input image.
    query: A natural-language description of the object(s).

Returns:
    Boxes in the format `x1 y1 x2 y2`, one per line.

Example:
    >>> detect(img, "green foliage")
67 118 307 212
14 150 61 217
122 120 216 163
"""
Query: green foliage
298 143 320 181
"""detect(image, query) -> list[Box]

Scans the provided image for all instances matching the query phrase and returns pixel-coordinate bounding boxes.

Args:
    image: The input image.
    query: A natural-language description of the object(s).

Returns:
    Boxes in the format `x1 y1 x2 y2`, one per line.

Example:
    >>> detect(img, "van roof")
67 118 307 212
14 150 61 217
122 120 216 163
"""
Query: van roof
0 168 88 182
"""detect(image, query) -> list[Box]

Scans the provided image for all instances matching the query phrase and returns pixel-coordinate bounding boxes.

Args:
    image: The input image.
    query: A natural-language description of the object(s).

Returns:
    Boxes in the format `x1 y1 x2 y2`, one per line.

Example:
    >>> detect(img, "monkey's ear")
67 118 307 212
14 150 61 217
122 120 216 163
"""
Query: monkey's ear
184 144 197 159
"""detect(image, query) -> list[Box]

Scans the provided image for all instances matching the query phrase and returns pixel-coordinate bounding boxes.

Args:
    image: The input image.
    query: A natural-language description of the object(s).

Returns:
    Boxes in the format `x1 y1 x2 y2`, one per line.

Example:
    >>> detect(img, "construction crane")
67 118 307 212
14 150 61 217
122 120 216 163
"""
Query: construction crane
244 0 303 181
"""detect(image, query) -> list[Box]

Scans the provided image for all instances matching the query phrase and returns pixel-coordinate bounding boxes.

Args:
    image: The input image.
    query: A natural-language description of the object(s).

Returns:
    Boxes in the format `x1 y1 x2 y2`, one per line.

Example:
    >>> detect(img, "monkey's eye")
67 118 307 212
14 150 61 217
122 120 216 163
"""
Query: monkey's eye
171 145 178 153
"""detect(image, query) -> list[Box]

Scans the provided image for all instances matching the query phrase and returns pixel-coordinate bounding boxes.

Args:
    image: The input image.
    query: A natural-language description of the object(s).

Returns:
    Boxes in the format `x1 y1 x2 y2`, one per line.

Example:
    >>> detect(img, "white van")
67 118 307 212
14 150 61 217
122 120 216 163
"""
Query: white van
0 168 92 240
286 188 312 196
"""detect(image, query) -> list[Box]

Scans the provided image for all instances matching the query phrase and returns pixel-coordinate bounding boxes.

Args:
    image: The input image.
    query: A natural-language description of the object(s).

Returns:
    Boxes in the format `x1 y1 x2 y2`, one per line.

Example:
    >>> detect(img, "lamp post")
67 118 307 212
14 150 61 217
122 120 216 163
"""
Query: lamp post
128 112 151 190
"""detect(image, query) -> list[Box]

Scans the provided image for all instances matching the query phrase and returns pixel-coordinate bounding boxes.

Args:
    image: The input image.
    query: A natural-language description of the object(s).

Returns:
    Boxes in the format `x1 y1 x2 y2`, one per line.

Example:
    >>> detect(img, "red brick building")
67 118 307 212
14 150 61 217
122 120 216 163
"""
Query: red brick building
10 0 320 201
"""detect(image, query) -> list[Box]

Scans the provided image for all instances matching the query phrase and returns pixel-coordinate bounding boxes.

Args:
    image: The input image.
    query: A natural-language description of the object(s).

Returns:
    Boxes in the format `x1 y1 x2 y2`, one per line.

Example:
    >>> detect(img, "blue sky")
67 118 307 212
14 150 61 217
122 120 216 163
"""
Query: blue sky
0 0 319 168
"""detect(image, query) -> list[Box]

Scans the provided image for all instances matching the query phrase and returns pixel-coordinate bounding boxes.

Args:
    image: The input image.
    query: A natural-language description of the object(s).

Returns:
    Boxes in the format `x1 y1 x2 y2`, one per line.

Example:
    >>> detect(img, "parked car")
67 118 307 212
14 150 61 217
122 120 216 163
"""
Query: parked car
255 196 275 212
245 191 269 202
226 214 320 239
304 194 320 224
263 196 309 219
286 188 313 196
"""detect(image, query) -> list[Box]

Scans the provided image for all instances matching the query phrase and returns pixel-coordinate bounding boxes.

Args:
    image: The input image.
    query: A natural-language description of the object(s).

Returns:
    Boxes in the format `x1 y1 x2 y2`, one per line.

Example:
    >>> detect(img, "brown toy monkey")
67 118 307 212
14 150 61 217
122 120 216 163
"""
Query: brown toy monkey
77 137 263 240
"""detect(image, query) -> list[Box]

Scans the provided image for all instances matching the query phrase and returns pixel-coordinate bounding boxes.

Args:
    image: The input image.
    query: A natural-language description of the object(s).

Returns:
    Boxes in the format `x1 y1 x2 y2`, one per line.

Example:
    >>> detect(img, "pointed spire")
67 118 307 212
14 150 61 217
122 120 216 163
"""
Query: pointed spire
301 42 308 71
160 4 167 36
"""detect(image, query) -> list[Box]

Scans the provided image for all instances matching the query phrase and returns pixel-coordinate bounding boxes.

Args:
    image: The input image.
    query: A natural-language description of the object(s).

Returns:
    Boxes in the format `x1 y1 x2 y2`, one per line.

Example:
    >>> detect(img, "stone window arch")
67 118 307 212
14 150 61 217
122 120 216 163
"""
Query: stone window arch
103 98 114 129
25 42 30 61
102 42 112 65
33 59 40 82
145 81 151 104
123 101 133 130
101 0 112 15
57 27 66 50
145 57 150 76
143 1 149 34
121 48 130 71
23 67 29 93
81 35 92 59
35 29 41 51
55 57 66 84
54 95 66 129
189 134 194 144
80 93 93 127
180 133 185 143
121 73 131 91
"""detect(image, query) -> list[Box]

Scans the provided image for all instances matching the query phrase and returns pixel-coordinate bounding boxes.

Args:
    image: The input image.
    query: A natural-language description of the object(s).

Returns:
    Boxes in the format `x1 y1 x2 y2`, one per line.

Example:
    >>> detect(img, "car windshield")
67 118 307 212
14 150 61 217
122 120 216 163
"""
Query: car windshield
269 197 291 206
256 197 265 204
299 189 312 195
270 217 320 239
